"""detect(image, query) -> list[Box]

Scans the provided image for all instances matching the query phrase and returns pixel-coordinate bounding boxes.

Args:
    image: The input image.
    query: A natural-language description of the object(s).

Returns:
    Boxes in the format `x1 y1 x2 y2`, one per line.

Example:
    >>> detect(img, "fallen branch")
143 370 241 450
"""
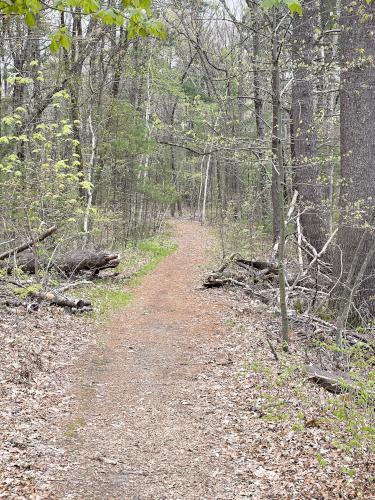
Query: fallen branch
203 274 269 304
30 290 92 311
305 364 374 396
0 226 57 261
266 337 279 361
54 280 93 294
291 229 337 289
235 258 279 276
217 252 242 273
290 311 373 346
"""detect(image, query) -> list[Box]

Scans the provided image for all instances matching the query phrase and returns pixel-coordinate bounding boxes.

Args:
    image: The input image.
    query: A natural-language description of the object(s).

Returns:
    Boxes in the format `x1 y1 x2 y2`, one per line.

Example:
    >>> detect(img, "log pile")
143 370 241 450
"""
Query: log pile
202 193 375 395
203 253 282 299
204 254 373 345
0 226 121 312
0 286 93 313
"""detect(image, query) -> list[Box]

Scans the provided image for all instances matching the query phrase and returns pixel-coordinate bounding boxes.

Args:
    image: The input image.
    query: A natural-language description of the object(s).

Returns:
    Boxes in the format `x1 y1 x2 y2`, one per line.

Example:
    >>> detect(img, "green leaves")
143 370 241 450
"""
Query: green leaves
285 0 302 15
50 27 72 53
25 11 36 28
261 0 303 16
261 0 280 9
95 7 124 27
1 0 166 52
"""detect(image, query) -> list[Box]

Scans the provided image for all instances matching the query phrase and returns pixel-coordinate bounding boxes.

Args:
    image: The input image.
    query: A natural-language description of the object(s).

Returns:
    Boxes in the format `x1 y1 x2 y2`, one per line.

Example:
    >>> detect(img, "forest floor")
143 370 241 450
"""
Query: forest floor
1 219 373 499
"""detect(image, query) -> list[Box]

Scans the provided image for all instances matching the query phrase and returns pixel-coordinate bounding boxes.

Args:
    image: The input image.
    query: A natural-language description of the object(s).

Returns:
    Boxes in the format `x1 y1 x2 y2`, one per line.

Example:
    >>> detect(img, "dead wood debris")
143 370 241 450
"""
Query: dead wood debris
0 225 57 261
0 227 121 312
306 364 356 394
203 253 374 394
196 291 374 499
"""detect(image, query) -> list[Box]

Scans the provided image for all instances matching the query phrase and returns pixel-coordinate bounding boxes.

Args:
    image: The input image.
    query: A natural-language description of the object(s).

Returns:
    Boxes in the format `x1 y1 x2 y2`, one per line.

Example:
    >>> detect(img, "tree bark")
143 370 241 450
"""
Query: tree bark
271 20 281 243
272 10 289 348
292 1 326 252
334 0 375 316
252 5 267 216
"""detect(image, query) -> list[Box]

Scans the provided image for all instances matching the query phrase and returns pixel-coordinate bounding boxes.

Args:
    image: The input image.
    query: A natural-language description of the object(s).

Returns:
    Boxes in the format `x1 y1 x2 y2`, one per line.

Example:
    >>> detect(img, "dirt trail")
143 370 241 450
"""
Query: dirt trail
55 220 230 499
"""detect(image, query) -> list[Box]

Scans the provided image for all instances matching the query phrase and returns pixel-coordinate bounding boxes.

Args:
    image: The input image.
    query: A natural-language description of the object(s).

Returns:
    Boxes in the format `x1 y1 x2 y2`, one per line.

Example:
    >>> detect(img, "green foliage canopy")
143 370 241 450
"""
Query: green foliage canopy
0 0 165 52
261 0 303 15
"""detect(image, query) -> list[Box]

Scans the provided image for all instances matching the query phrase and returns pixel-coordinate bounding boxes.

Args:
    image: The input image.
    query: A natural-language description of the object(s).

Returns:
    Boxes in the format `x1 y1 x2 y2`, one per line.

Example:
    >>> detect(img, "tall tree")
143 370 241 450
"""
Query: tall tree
334 0 375 316
291 0 326 251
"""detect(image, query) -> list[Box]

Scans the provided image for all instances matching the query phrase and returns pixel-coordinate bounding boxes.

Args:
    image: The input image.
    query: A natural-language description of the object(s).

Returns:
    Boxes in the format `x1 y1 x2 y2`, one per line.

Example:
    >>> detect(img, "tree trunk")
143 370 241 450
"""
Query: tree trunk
334 0 375 316
271 17 281 243
292 1 326 252
252 7 267 216
272 10 289 348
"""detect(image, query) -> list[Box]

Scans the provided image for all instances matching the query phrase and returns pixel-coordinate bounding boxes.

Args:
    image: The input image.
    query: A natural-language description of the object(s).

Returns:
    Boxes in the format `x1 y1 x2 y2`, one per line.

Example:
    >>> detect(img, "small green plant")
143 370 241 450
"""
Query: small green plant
65 417 86 438
291 422 305 432
275 363 299 386
293 298 304 315
316 453 328 468
13 283 42 300
316 306 335 322
341 466 356 478
237 360 250 378
223 318 236 328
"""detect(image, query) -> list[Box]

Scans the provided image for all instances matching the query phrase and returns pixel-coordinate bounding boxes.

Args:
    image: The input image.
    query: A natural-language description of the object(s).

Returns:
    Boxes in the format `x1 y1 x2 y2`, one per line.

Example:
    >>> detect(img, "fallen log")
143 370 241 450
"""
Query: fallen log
203 274 270 304
1 249 121 276
0 297 39 312
30 290 92 311
0 226 57 261
0 278 92 311
235 258 279 276
55 250 121 276
306 364 374 400
306 364 353 394
214 254 278 275
0 249 39 274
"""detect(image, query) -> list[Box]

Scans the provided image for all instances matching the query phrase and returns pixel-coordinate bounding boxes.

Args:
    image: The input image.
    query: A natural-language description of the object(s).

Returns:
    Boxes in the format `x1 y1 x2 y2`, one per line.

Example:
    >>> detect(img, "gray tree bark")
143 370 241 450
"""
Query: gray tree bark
335 0 375 316
292 1 326 252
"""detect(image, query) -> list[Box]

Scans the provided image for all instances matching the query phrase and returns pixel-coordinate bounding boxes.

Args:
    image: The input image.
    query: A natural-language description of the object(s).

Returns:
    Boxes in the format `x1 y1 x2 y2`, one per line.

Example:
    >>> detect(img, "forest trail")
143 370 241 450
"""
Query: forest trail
55 220 231 499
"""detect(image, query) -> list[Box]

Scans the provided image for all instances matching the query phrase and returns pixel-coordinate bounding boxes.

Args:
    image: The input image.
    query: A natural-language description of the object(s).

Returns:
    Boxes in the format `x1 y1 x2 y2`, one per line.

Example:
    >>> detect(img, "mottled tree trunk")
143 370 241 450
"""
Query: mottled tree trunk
271 23 281 242
252 9 267 217
291 1 326 252
320 0 338 235
272 10 289 347
334 0 375 316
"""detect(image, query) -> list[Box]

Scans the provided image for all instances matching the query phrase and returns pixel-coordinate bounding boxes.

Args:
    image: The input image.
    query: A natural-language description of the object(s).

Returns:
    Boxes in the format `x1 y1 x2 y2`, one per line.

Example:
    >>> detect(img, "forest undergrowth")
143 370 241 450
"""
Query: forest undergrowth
206 219 374 496
0 218 374 498
198 285 374 498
